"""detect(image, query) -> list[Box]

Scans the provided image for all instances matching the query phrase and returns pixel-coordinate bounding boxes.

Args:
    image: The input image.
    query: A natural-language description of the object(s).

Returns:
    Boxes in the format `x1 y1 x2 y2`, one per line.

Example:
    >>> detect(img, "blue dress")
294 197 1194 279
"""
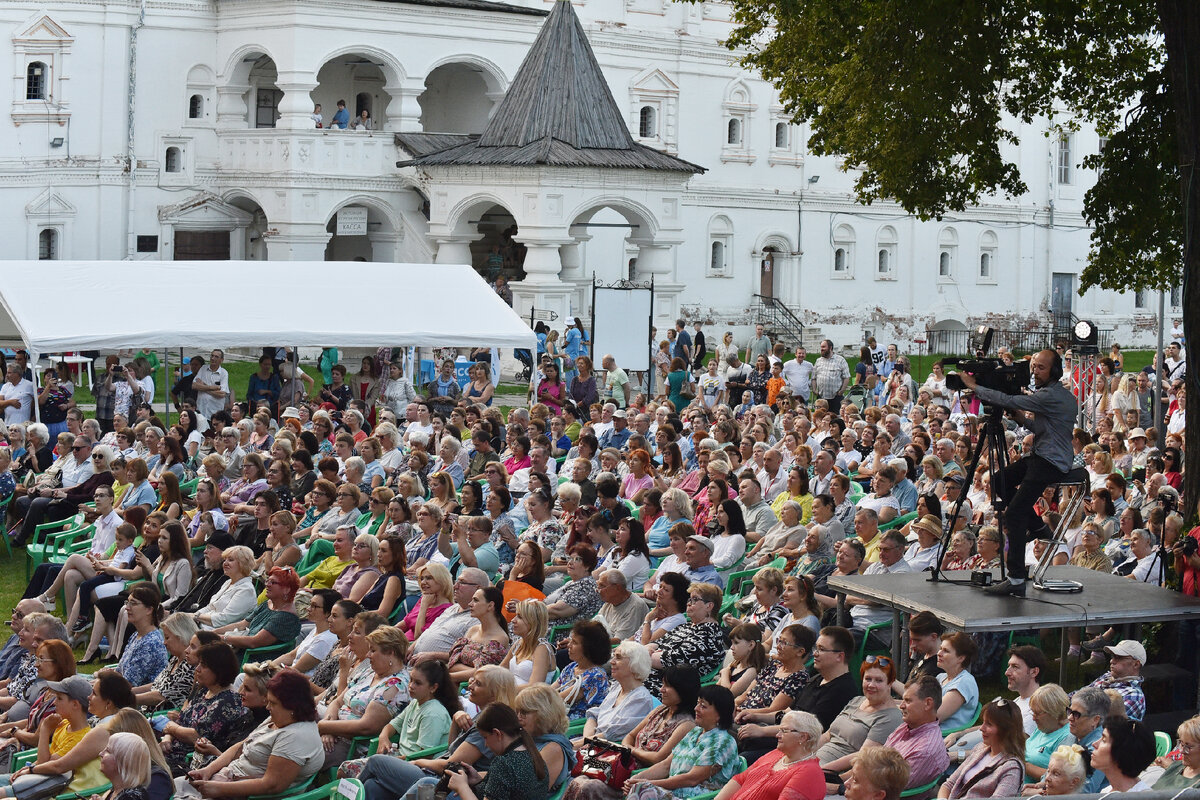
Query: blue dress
120 628 169 687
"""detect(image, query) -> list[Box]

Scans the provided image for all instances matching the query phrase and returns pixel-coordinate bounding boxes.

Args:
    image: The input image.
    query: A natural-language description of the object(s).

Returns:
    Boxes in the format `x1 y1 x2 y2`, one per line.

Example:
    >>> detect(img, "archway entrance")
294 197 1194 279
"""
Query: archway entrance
315 55 393 129
469 204 523 280
760 248 777 298
420 63 499 133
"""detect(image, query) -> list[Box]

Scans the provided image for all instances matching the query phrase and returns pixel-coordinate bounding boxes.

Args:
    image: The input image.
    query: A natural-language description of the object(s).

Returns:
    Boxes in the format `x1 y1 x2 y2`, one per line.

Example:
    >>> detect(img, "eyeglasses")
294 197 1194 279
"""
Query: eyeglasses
353 542 370 549
814 646 843 654
1180 741 1198 754
91 454 104 461
71 446 87 452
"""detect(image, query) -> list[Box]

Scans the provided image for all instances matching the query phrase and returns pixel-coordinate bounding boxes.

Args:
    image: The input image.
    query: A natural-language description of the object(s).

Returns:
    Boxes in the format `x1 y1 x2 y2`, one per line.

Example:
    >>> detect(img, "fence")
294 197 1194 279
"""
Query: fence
925 326 1114 356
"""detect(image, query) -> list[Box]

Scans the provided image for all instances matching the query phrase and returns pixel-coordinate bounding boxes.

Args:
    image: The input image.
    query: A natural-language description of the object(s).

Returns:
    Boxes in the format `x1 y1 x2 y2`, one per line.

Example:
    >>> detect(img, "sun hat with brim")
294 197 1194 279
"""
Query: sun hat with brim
911 515 943 539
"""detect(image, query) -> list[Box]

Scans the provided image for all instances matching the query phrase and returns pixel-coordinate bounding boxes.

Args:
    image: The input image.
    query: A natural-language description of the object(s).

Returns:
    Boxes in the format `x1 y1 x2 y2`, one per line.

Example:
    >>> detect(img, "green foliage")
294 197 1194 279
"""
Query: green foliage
704 0 1164 249
1080 70 1184 293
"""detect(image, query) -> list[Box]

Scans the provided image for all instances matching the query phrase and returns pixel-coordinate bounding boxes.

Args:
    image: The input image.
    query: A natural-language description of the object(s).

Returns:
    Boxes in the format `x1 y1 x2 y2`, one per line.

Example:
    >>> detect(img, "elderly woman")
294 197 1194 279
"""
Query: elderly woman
546 544 603 627
161 642 252 776
181 669 323 798
916 455 945 498
195 546 258 629
623 685 740 800
581 641 655 741
646 488 692 557
131 613 198 711
1023 685 1074 782
216 566 302 654
939 699 1026 799
815 658 903 785
645 583 727 697
714 710 824 800
725 567 787 633
318 626 410 770
1087 716 1157 793
97 731 152 800
294 479 338 542
404 503 444 575
1153 716 1200 790
1023 744 1088 796
334 532 382 602
745 501 806 567
220 453 268 513
941 529 978 572
794 520 838 585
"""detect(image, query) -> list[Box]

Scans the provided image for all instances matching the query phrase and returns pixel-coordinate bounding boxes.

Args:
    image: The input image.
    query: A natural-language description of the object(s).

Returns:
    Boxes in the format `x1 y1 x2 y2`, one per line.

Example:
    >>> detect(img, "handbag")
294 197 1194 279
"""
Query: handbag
570 737 636 790
12 770 72 800
679 377 696 400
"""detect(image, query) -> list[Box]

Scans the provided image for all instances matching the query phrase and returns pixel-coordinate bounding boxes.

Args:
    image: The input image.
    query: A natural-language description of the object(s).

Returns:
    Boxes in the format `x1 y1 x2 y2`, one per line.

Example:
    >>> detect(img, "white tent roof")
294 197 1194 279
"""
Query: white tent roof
0 261 534 354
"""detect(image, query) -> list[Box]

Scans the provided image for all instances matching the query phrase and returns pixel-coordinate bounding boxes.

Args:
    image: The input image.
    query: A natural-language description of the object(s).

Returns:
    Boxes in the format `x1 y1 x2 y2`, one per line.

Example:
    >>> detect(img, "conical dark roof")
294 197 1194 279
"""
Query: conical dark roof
398 0 704 173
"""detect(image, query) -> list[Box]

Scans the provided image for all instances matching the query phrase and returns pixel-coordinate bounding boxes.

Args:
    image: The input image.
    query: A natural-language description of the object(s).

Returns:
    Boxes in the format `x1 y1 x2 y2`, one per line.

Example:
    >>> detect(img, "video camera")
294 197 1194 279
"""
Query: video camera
945 357 1031 395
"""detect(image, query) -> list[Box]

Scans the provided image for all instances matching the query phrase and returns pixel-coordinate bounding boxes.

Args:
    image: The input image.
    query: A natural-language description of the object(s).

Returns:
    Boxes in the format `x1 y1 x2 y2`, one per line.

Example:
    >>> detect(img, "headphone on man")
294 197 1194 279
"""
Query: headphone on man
1047 351 1064 382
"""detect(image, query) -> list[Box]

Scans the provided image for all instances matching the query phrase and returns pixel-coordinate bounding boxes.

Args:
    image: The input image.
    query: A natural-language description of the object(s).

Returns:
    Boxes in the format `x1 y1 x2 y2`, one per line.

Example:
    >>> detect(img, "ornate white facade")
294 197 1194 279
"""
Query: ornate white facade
0 0 1163 348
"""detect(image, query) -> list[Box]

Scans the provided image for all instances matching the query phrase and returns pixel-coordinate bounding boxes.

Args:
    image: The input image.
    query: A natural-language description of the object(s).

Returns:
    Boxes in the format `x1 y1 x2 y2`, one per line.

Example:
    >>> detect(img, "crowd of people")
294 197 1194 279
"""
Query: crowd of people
0 326 1190 800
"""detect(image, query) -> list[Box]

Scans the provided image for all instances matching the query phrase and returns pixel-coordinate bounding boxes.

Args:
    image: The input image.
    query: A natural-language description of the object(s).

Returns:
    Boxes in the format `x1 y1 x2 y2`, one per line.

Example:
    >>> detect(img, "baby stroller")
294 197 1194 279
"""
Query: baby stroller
514 348 533 383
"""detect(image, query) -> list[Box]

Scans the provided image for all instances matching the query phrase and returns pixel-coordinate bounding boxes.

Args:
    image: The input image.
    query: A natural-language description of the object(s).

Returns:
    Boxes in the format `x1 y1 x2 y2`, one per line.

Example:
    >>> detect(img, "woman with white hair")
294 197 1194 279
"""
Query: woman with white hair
98 731 152 800
333 532 381 602
646 488 692 558
712 710 823 800
1023 744 1088 796
194 546 257 629
581 641 655 742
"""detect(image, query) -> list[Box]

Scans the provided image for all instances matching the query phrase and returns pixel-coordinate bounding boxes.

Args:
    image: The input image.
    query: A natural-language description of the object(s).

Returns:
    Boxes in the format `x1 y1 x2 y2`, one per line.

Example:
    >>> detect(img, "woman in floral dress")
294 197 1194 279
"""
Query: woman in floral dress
162 642 252 775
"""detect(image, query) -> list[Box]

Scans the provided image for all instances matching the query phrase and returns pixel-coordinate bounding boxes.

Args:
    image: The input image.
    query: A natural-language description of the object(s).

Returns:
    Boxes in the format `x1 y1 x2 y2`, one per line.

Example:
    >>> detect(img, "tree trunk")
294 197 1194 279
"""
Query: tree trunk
1159 0 1200 526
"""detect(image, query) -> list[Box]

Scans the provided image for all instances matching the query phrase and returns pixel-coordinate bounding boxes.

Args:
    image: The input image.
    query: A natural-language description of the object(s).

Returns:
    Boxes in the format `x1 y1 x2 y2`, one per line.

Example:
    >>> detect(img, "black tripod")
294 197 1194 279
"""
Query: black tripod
929 404 1011 584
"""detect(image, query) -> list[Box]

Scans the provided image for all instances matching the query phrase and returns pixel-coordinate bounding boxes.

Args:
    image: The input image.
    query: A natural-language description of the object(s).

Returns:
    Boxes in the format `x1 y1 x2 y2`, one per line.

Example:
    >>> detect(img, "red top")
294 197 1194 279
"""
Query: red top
730 750 825 800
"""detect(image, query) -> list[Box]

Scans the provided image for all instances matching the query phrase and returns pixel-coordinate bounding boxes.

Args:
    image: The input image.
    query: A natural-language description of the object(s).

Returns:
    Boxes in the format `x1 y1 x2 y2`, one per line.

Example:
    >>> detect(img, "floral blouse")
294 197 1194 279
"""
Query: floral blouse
338 669 409 724
521 518 567 559
740 659 810 711
544 576 602 630
645 622 727 697
448 637 508 672
747 369 771 406
119 629 168 688
165 689 252 774
634 705 693 755
556 663 609 719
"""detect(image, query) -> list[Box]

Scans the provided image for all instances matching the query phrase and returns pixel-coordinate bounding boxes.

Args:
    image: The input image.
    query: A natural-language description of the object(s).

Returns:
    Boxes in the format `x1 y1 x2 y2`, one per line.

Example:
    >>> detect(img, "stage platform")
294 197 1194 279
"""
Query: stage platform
828 566 1200 683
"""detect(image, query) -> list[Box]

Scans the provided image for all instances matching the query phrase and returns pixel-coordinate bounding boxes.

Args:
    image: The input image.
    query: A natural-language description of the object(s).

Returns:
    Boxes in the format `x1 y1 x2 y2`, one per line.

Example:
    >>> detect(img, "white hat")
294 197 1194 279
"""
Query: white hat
1127 427 1147 440
1104 640 1147 665
281 406 302 420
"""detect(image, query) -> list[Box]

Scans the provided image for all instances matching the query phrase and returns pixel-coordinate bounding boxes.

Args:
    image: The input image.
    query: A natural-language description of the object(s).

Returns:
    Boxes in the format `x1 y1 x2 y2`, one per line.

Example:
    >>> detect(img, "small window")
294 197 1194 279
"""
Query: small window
1134 289 1147 309
26 62 46 101
136 235 159 253
188 94 203 119
38 229 56 260
1171 285 1182 308
165 147 181 173
938 251 952 277
638 106 656 138
710 241 725 273
877 248 890 274
979 252 991 278
727 118 742 145
1057 133 1073 184
774 122 788 148
834 247 847 272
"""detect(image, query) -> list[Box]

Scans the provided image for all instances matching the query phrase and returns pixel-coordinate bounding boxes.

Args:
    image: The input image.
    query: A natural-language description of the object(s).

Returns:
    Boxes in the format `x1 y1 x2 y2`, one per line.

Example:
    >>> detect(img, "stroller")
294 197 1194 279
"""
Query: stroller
514 349 534 383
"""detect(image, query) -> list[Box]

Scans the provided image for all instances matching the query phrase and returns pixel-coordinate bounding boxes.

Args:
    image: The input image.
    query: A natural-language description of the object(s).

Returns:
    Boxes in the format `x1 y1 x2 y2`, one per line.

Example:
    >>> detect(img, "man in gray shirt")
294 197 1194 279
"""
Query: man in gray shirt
410 568 490 661
738 475 779 545
957 349 1078 597
594 570 649 642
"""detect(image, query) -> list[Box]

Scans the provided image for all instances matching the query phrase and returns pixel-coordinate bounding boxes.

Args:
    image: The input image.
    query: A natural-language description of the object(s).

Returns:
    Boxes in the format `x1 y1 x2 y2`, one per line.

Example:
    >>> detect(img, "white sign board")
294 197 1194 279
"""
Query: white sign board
592 286 652 372
336 207 368 236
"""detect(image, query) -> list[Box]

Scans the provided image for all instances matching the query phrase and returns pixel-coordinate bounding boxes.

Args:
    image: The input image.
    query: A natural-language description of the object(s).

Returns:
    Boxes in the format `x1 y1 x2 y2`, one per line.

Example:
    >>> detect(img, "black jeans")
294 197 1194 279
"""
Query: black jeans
999 455 1068 579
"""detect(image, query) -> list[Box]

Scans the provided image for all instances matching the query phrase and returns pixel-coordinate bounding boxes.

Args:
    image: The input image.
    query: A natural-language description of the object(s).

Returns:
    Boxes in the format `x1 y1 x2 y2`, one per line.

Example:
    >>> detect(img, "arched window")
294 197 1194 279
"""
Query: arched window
165 147 181 173
978 230 997 282
832 224 855 277
774 122 788 148
937 227 957 280
979 252 991 278
938 251 952 276
188 94 203 119
710 241 725 273
26 62 46 100
727 118 742 145
834 248 846 272
875 226 897 278
877 249 890 273
639 106 657 138
38 229 57 260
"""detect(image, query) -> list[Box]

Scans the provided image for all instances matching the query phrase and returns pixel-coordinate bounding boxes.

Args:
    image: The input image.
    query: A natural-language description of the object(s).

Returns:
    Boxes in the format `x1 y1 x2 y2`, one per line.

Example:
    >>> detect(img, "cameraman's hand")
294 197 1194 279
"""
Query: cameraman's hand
957 372 978 390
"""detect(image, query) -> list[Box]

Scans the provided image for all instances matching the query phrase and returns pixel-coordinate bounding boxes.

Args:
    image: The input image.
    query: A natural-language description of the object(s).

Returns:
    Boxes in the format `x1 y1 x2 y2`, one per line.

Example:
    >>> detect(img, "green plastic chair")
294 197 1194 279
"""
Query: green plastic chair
942 702 983 736
567 717 587 736
1156 730 1173 758
879 511 917 532
267 777 361 800
28 523 95 579
700 663 722 686
900 777 940 798
10 749 112 799
851 620 892 675
241 637 297 665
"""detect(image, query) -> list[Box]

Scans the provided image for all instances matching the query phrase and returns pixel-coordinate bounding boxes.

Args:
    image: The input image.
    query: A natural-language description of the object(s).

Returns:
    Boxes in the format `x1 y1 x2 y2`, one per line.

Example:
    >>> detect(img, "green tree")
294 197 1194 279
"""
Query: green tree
704 0 1199 520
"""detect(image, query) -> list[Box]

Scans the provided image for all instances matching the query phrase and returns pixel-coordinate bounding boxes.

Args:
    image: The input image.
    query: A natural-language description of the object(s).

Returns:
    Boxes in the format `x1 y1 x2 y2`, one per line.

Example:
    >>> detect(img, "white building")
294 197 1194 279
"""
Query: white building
0 0 1165 350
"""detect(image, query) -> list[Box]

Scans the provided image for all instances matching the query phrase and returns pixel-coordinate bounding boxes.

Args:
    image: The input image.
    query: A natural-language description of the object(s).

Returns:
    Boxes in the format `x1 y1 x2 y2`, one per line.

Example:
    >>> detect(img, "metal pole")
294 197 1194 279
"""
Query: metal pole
1155 290 1166 437
163 348 169 425
290 346 297 409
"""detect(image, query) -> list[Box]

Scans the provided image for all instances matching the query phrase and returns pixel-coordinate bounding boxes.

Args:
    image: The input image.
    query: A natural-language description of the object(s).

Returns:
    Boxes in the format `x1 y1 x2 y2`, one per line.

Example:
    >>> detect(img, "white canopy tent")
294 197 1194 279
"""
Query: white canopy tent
0 261 533 421
0 261 534 352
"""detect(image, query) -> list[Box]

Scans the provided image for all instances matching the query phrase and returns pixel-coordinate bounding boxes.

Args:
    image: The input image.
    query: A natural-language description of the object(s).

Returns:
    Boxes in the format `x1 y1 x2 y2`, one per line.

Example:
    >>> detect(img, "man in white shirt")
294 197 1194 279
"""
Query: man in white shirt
847 530 911 646
410 568 490 662
58 435 95 488
509 445 557 495
191 349 230 420
756 449 788 502
0 365 35 425
780 346 813 405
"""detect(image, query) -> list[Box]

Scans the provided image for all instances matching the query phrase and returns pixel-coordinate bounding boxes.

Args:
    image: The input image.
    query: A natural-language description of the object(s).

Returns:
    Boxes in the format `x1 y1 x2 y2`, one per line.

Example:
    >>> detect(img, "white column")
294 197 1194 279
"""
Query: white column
275 72 319 130
434 235 477 265
633 241 674 278
368 231 401 263
266 223 330 260
559 240 586 281
386 77 426 132
517 240 568 285
216 83 251 129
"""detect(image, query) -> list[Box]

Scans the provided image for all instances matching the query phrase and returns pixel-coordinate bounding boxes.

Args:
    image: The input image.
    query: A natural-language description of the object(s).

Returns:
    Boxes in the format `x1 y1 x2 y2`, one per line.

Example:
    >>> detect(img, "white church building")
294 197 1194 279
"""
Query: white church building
0 0 1166 350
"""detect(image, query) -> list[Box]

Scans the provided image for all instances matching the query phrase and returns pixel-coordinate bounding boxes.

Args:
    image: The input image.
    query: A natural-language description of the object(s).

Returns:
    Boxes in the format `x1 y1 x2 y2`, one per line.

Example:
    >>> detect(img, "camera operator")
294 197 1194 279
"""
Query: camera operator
955 349 1078 597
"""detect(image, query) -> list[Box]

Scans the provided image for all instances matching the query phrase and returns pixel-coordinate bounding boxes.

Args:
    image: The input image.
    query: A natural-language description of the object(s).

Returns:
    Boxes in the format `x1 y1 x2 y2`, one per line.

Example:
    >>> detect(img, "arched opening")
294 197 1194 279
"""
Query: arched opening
420 62 497 134
314 54 393 130
188 94 203 119
775 122 788 148
979 252 991 278
325 200 397 262
227 194 269 261
465 204 523 278
760 247 777 298
727 118 742 145
165 147 181 173
928 319 969 355
569 202 657 285
938 251 951 277
711 241 725 273
26 62 46 100
38 229 56 260
639 106 657 138
834 248 846 272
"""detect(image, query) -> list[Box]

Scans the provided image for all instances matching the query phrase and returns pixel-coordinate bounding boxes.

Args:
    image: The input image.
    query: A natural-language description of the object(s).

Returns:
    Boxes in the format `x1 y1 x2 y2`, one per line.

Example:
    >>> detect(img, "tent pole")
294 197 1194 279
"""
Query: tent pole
31 350 41 424
163 348 170 425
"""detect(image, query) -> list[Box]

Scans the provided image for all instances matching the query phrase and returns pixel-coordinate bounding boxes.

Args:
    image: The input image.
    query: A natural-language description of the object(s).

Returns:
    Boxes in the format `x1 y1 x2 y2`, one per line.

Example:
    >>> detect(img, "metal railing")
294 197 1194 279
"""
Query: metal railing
752 294 806 348
925 325 1114 356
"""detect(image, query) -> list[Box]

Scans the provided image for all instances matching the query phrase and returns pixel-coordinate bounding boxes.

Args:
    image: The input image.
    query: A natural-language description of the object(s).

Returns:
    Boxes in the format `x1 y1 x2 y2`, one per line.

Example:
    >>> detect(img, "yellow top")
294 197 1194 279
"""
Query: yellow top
305 556 353 590
50 719 106 792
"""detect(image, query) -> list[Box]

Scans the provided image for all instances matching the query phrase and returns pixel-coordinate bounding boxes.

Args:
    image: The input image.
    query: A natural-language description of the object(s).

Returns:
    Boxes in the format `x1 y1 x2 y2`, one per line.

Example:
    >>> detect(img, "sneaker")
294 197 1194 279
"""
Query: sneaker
71 618 91 634
1082 636 1109 652
1085 651 1107 666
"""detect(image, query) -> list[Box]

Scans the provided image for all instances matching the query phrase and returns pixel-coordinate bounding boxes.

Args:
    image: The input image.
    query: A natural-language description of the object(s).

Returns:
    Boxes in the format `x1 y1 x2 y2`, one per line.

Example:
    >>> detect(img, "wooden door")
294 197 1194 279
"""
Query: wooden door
174 230 231 260
760 249 775 297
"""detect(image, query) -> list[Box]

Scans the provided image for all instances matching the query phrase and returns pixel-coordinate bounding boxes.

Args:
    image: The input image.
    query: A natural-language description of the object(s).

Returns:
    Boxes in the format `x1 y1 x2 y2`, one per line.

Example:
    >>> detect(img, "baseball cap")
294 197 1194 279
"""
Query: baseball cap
613 410 627 419
45 675 92 705
687 535 715 553
1104 640 1147 665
